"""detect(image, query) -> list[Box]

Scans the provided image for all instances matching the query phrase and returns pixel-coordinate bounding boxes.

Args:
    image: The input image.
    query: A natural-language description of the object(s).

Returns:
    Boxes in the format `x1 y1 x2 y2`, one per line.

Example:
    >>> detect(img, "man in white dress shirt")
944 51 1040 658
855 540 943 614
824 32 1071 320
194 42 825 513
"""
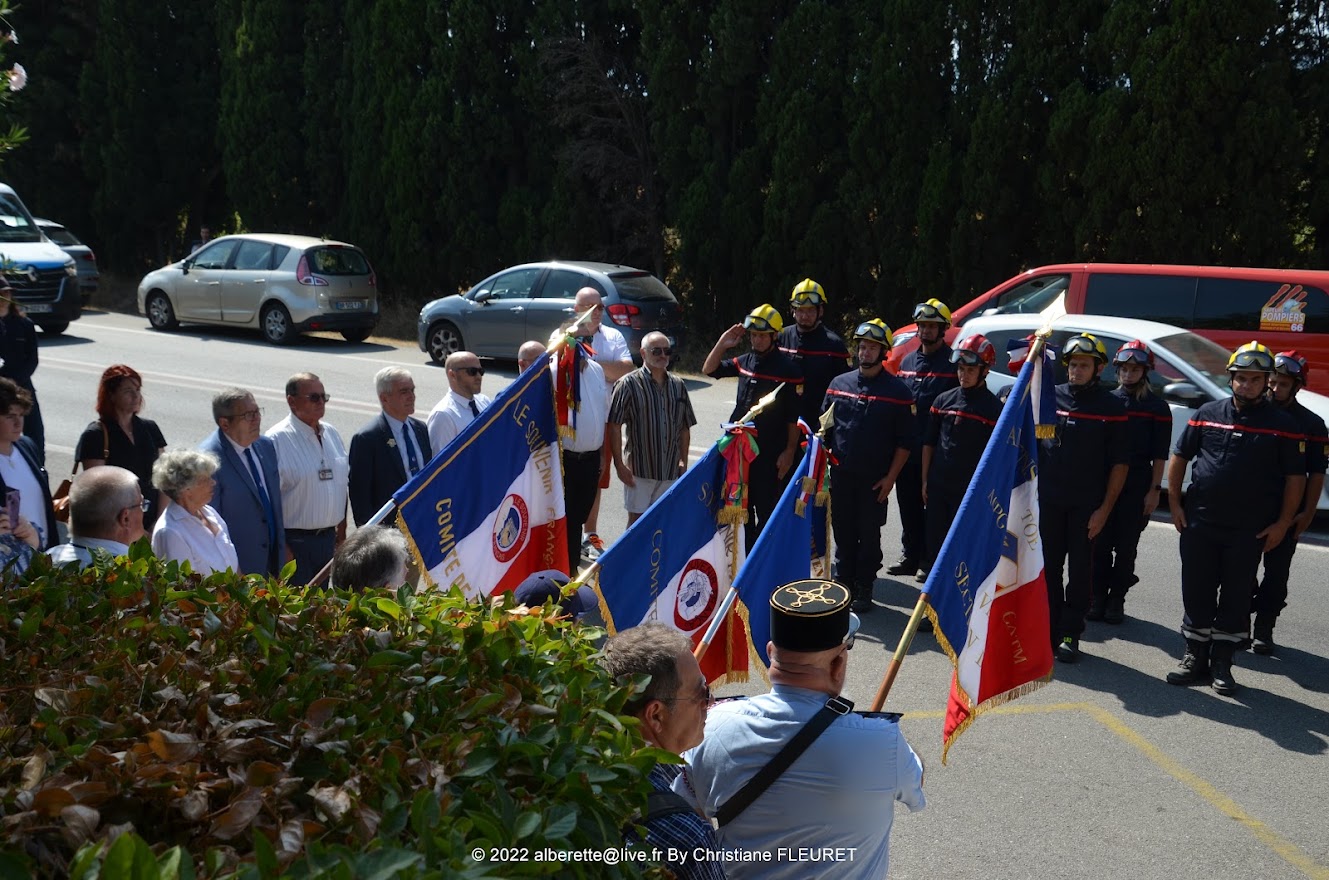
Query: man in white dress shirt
266 372 350 585
46 466 146 569
426 351 493 454
571 287 634 559
562 350 607 575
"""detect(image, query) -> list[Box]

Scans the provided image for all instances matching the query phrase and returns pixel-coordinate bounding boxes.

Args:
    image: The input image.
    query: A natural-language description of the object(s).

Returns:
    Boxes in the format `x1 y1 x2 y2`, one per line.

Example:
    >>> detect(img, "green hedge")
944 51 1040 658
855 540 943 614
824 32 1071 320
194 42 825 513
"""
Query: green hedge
0 547 669 878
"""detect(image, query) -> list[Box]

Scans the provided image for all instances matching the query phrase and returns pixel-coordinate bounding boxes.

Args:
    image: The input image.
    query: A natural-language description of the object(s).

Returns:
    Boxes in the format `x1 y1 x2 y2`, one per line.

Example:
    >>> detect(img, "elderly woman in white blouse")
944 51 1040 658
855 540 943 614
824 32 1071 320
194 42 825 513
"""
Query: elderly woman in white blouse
151 449 239 575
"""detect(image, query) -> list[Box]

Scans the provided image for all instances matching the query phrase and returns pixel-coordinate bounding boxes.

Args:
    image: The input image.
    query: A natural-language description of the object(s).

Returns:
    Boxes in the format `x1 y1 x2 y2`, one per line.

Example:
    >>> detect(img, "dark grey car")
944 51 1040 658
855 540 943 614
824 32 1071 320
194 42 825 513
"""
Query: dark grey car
417 260 685 364
35 218 99 304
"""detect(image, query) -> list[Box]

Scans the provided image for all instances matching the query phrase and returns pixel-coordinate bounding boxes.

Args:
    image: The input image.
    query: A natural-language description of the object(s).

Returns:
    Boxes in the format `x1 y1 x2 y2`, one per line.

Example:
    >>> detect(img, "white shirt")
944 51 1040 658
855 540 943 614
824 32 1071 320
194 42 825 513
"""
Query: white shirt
152 501 239 575
383 413 428 477
46 537 131 569
0 446 49 548
225 435 272 497
590 325 632 388
265 414 349 529
426 389 494 455
562 359 608 453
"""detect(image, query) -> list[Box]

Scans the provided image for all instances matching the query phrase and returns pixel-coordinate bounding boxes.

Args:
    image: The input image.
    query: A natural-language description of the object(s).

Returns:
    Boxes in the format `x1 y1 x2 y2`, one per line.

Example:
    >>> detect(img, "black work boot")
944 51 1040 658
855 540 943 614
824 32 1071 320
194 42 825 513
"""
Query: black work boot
1210 642 1239 695
1251 614 1277 655
1086 594 1107 622
1104 594 1126 625
1056 636 1081 663
1166 639 1211 686
886 555 918 576
850 583 874 614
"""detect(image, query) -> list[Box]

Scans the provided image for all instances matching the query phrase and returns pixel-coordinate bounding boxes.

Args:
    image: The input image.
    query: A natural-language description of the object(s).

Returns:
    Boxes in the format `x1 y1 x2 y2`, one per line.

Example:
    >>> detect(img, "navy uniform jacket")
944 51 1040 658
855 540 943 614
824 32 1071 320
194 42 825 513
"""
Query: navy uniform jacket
778 323 850 427
1286 399 1329 477
925 384 1003 499
1173 397 1304 531
897 345 959 445
1039 382 1129 508
1113 387 1172 474
821 368 916 477
708 349 803 461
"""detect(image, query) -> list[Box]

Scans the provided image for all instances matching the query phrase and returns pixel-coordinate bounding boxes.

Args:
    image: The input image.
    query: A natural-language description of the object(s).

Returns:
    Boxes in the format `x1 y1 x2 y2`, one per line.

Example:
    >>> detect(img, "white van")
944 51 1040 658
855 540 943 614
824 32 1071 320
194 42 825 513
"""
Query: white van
0 183 80 334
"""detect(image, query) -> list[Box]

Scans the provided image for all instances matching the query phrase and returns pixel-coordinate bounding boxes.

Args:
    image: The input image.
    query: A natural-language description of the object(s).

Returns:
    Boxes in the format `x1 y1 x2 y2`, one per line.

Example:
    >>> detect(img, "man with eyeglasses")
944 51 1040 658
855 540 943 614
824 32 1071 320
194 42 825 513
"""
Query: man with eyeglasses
1165 342 1305 694
777 278 850 429
46 465 147 569
266 372 350 585
677 580 926 879
608 331 697 526
603 623 724 879
1248 351 1325 656
200 387 286 577
703 305 804 548
427 351 493 454
822 319 915 613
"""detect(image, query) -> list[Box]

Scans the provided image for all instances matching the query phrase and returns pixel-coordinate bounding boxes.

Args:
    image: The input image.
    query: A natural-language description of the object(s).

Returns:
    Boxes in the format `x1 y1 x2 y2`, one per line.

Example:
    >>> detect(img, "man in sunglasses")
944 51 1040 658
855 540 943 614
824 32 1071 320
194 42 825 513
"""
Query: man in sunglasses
1166 342 1305 694
889 298 960 580
1248 350 1326 655
777 278 850 429
703 305 805 548
1038 333 1129 663
822 319 915 612
267 372 350 585
427 351 493 454
201 387 286 576
608 331 697 526
677 580 926 878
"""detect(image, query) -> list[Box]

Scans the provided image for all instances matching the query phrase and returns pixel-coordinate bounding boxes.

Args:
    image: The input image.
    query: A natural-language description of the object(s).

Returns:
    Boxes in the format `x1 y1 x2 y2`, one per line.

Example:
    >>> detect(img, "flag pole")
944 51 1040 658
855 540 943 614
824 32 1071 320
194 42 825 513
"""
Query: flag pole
867 332 1054 711
306 313 601 591
692 383 787 663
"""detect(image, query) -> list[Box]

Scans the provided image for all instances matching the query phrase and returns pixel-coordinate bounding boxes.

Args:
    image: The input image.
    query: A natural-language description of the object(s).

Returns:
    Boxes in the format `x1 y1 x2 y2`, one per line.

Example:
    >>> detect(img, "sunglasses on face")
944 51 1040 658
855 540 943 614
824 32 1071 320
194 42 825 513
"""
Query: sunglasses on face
228 409 263 423
299 393 331 403
454 366 485 377
648 346 674 357
661 683 713 706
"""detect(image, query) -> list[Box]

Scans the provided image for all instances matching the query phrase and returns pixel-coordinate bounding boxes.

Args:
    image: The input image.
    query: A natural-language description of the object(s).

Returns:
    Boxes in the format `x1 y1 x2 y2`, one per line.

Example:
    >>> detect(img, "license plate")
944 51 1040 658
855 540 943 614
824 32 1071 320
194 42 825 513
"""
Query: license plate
24 303 52 314
334 301 364 311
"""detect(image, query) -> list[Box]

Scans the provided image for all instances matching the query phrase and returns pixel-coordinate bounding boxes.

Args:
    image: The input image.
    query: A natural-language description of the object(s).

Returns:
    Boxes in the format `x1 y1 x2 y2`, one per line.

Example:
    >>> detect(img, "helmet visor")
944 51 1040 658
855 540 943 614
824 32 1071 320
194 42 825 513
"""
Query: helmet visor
950 348 986 367
791 290 825 307
1063 337 1101 359
1274 355 1305 376
853 322 889 344
913 303 948 323
744 315 777 333
1113 348 1151 366
1229 350 1273 371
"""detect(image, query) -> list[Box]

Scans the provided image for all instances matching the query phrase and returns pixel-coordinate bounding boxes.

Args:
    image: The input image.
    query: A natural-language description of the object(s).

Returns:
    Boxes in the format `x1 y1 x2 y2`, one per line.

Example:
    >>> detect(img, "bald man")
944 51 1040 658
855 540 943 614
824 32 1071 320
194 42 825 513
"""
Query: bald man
427 351 493 454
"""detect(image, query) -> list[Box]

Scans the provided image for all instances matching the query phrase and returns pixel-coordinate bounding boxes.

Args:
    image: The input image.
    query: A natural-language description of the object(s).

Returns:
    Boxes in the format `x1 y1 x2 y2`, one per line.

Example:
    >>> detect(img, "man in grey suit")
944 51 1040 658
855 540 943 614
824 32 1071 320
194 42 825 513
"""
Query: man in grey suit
348 367 433 527
199 388 286 576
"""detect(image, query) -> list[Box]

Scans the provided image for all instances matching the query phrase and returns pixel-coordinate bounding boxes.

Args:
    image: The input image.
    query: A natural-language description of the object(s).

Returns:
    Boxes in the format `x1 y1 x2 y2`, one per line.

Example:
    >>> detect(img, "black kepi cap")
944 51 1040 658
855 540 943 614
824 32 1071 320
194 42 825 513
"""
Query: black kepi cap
770 579 856 652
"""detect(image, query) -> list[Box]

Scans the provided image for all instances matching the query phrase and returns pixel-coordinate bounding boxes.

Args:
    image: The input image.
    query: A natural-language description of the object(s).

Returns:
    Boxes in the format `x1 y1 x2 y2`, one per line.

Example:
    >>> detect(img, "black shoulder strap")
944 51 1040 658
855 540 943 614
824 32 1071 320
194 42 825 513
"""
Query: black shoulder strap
714 695 853 828
644 790 696 824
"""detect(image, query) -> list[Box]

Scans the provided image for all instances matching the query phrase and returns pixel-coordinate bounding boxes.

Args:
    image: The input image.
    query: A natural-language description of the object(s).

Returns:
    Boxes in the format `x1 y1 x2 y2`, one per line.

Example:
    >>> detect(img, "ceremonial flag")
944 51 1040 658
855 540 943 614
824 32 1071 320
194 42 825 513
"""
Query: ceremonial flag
923 346 1054 762
588 446 750 684
733 446 815 668
394 352 568 597
1007 336 1060 438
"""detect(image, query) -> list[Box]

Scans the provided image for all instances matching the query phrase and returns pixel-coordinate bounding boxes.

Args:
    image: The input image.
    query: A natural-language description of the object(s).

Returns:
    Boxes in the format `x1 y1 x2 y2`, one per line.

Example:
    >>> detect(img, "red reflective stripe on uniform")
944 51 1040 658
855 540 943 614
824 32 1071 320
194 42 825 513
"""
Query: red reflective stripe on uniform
1186 419 1305 440
898 370 955 378
735 364 804 384
930 407 998 428
1055 409 1127 423
826 388 912 406
778 347 849 358
1127 412 1172 423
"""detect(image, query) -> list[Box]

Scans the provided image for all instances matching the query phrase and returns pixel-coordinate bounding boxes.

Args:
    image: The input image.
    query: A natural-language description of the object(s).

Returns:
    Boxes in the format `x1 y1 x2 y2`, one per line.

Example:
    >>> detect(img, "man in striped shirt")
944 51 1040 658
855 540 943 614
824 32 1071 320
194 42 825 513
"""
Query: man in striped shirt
608 331 697 526
266 372 349 585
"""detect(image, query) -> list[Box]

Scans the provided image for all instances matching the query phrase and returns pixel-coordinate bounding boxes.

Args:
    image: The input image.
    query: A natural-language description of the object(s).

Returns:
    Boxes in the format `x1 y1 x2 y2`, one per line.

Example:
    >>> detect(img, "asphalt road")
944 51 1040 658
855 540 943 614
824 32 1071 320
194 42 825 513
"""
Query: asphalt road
32 310 1329 880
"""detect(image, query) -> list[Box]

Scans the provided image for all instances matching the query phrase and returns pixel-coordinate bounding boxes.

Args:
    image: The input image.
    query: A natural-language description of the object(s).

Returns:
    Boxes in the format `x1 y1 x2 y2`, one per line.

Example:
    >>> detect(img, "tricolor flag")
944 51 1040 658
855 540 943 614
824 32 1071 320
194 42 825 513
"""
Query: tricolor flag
733 446 814 668
923 346 1054 762
589 446 750 684
1007 336 1060 438
394 353 569 596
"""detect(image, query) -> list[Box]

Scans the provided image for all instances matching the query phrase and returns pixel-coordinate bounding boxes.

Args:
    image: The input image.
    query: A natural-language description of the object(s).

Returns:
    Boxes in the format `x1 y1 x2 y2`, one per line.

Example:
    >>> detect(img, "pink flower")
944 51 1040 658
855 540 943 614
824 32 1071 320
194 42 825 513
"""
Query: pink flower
7 63 26 92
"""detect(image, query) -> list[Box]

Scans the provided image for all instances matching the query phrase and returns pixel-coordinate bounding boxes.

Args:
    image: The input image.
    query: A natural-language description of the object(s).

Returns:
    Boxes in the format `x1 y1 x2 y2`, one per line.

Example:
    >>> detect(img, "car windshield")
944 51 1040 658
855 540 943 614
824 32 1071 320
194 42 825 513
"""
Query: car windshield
1157 331 1233 392
306 246 370 276
0 196 44 243
610 272 674 303
42 226 82 247
989 274 1072 316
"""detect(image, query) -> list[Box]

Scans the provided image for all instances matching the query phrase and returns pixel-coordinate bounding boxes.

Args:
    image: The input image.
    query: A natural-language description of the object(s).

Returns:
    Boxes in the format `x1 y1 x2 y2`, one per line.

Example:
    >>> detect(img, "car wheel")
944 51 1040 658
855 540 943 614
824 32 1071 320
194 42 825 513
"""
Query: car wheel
341 327 373 343
146 291 178 331
38 320 69 336
427 320 464 364
261 302 296 345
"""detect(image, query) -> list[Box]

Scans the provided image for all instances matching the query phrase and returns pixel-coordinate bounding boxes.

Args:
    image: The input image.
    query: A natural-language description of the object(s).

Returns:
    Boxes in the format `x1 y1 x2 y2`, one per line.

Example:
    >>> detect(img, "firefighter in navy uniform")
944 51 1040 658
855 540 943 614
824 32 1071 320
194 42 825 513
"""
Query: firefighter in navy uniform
1249 350 1327 655
703 305 805 549
1166 342 1305 695
777 278 851 429
889 299 959 580
1089 340 1172 625
921 335 1003 580
821 319 915 612
1040 333 1129 663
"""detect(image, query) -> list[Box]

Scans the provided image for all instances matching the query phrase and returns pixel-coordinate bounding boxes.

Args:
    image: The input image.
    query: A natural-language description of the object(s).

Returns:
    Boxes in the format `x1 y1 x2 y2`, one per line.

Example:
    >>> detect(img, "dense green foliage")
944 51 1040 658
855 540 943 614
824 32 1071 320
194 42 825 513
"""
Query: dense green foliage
4 1 1329 336
0 549 667 878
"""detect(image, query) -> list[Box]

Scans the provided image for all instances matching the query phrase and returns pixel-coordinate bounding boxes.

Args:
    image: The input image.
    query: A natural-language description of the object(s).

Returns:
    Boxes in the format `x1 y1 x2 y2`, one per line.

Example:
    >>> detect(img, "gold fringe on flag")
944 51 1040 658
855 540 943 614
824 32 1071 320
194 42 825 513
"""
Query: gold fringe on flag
1035 424 1057 440
717 505 749 526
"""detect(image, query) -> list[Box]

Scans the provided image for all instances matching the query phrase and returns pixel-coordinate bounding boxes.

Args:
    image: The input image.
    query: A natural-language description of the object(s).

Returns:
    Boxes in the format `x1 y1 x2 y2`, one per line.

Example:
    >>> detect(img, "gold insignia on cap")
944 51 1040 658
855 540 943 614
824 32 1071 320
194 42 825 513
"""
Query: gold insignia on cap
773 580 849 616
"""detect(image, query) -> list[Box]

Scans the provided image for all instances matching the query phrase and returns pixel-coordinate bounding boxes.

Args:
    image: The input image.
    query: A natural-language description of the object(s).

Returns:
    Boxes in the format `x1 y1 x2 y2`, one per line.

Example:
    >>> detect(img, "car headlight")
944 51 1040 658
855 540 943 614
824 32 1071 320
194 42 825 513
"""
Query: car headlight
65 263 77 278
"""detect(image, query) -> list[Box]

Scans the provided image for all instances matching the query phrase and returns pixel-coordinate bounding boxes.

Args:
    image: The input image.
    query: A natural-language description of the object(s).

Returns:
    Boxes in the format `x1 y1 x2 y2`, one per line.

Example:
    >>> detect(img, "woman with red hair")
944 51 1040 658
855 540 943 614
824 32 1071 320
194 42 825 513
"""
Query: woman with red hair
76 365 168 527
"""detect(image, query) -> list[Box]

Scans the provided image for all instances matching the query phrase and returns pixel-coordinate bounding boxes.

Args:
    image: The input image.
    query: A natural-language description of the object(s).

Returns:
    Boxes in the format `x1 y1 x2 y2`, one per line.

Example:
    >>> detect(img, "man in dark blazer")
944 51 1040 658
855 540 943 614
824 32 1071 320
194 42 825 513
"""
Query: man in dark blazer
349 367 432 527
199 387 286 577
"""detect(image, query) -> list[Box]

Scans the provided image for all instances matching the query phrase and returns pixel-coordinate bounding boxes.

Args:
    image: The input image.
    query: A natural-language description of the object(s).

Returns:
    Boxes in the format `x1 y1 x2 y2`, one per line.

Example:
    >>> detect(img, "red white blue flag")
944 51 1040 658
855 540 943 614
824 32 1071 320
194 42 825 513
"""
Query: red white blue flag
394 353 569 596
923 345 1054 762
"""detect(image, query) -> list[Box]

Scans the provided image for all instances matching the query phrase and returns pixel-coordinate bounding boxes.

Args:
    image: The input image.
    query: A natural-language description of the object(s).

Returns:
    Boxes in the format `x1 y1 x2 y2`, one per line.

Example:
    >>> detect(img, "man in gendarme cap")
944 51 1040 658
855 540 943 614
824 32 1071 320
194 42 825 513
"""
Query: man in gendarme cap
675 580 926 878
